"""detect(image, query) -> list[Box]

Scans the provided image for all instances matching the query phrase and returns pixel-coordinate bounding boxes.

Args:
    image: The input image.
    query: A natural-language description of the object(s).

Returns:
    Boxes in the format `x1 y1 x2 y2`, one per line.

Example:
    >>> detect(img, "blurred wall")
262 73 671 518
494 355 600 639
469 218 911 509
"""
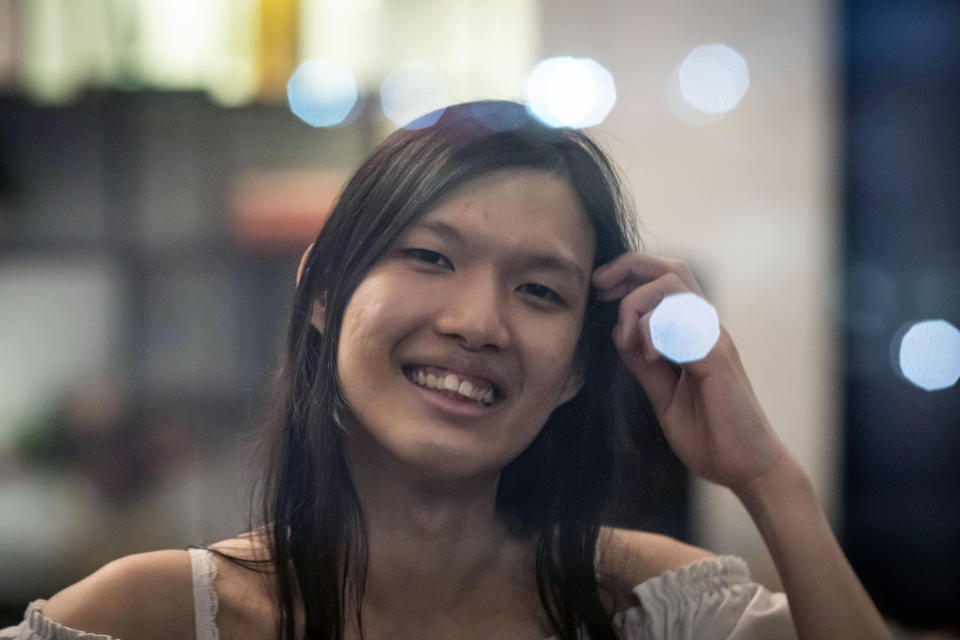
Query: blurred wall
542 0 837 590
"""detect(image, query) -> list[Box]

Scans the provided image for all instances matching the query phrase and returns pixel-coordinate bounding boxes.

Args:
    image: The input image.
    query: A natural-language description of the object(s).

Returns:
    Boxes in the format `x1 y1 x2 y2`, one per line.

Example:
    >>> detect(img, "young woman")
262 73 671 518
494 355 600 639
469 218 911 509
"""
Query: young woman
3 101 890 640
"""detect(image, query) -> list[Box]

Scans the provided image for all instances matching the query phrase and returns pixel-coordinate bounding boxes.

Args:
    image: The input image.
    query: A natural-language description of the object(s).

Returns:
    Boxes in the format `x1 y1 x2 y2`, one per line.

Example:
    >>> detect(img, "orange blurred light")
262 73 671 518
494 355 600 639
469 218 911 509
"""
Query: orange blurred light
230 168 347 249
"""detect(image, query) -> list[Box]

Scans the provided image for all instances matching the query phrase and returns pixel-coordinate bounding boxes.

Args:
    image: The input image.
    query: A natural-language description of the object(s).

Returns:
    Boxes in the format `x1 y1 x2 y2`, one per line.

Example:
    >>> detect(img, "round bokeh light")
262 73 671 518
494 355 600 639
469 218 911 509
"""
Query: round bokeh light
468 100 528 131
380 62 450 130
287 59 358 127
650 293 721 363
525 56 616 128
896 319 960 391
677 44 750 115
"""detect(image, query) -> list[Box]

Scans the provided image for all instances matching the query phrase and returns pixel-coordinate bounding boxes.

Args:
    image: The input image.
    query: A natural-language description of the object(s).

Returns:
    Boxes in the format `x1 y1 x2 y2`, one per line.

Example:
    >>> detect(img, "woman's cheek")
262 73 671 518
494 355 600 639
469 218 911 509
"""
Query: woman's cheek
346 281 401 336
529 334 579 383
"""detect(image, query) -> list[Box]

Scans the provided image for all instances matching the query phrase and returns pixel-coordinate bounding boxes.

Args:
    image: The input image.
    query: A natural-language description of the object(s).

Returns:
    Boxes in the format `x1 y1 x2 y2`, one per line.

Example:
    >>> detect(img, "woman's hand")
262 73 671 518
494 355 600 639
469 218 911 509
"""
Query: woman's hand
592 252 793 493
594 252 894 640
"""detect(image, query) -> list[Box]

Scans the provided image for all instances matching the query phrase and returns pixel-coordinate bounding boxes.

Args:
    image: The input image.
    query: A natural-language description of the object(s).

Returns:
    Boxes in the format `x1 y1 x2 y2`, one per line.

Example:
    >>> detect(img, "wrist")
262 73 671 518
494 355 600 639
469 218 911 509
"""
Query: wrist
733 452 813 514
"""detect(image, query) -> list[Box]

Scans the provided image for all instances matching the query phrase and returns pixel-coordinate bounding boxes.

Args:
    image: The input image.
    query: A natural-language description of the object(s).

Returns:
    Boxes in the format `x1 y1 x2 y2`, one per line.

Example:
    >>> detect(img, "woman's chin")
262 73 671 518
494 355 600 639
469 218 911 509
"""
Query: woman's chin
385 441 506 484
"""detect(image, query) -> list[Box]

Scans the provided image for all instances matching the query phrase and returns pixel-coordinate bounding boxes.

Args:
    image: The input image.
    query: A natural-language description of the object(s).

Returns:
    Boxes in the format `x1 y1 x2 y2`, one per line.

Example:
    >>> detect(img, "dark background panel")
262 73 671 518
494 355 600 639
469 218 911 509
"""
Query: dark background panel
842 0 960 630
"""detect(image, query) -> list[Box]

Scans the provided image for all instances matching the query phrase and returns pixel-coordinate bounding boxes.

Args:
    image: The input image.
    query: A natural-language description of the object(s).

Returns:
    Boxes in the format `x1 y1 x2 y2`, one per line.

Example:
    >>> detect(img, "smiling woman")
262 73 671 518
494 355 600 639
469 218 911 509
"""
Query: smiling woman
334 169 593 482
264 103 645 639
2 101 889 640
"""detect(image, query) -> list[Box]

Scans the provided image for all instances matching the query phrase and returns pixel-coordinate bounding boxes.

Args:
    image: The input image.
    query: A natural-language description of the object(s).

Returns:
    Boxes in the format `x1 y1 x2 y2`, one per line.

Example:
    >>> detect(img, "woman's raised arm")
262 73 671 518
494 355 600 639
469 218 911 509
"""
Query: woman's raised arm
592 252 891 640
734 451 891 639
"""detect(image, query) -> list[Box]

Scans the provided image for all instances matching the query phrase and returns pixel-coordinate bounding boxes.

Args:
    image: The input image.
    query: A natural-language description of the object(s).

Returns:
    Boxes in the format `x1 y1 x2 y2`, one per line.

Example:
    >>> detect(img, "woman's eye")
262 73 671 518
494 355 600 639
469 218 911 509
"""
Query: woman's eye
403 248 452 268
518 283 564 304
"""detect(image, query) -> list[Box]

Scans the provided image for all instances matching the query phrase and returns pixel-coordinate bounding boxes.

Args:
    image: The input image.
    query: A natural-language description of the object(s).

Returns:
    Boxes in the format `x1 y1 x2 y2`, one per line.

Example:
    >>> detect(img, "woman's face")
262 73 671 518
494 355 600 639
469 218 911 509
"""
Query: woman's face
330 169 595 480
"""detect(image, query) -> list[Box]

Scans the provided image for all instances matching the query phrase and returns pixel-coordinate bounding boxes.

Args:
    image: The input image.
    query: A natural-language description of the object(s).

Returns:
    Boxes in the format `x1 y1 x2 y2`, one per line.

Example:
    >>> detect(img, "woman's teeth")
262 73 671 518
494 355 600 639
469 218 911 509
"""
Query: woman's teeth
406 368 496 405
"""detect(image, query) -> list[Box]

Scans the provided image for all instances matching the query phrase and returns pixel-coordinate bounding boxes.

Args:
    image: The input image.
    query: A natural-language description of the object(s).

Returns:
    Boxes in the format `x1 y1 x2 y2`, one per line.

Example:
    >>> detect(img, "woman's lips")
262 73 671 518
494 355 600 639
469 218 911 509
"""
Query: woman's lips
402 365 501 404
402 371 504 418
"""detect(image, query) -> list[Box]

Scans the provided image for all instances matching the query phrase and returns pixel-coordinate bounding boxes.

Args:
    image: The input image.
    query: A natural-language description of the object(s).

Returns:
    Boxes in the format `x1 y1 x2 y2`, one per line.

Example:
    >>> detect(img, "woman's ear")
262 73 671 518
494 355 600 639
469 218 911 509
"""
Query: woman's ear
310 299 326 332
297 243 327 332
297 242 314 287
558 362 585 405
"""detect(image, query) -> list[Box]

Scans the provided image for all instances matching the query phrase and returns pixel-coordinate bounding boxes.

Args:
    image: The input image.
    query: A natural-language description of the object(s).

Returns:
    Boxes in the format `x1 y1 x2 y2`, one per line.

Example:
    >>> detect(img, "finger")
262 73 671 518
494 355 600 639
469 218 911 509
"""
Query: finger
612 274 725 396
593 253 702 296
595 280 638 302
614 272 690 338
612 276 691 414
614 310 680 415
679 326 738 382
628 295 734 384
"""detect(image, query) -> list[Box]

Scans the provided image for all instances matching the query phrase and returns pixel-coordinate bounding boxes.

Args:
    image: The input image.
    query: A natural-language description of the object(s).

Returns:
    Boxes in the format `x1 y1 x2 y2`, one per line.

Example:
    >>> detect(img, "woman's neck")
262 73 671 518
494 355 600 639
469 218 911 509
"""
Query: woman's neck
344 437 534 618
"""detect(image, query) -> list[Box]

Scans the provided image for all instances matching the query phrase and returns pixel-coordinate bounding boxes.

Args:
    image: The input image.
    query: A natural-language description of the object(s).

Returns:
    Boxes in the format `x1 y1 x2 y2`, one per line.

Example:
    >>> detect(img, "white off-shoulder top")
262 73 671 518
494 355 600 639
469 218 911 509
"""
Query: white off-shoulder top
1 549 797 639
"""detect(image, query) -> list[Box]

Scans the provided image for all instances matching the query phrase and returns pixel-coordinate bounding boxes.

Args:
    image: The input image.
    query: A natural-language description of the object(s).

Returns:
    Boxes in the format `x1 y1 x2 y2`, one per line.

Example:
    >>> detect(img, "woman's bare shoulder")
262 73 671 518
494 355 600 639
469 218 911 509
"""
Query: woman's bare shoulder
207 532 279 639
42 549 194 640
209 530 271 562
596 526 714 603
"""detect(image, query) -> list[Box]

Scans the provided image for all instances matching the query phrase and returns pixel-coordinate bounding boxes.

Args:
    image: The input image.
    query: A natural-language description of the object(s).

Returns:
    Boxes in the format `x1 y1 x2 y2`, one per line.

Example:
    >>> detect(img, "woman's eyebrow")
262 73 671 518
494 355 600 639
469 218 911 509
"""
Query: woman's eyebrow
520 255 585 286
410 220 584 285
409 219 466 244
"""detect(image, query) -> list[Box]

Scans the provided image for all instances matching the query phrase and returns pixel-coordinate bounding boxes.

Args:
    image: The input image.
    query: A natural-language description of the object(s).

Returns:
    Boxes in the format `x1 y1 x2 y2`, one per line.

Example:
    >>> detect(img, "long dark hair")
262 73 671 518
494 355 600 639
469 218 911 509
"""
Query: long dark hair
248 101 646 640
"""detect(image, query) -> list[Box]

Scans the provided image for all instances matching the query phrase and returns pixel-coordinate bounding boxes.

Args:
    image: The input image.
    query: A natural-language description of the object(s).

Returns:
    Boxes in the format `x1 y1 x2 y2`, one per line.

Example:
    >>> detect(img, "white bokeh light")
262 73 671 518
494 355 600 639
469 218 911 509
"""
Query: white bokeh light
380 62 450 130
650 293 721 364
525 57 616 128
896 319 960 391
676 44 750 115
287 59 358 127
468 101 528 131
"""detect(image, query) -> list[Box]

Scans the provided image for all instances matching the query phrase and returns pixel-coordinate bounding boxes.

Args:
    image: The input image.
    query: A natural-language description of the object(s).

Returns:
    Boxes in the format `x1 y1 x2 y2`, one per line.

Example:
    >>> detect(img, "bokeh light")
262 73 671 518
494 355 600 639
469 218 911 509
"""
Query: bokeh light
286 59 358 127
468 100 528 131
650 293 720 364
380 62 450 130
676 44 750 115
895 319 960 391
525 57 616 128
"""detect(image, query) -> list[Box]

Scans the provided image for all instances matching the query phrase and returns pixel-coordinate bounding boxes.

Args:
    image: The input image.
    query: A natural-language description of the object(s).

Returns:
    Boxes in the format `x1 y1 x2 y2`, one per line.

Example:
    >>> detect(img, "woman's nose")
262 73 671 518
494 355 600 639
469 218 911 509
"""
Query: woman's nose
432 272 511 351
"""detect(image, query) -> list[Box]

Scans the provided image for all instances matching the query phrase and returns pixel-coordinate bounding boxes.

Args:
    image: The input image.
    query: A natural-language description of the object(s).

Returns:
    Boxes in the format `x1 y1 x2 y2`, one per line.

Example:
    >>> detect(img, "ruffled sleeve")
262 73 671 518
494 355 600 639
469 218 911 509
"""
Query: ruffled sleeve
612 555 798 640
0 601 117 640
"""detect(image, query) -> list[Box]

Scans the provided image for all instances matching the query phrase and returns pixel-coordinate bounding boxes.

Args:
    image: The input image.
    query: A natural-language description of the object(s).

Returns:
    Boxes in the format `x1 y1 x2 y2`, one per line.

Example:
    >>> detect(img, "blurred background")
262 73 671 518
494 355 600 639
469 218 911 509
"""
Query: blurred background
0 0 957 636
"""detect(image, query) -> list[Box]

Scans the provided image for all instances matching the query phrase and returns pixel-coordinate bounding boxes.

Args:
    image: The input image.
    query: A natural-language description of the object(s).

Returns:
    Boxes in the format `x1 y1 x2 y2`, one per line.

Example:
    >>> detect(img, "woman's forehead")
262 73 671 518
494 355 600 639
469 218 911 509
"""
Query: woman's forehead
408 168 595 262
